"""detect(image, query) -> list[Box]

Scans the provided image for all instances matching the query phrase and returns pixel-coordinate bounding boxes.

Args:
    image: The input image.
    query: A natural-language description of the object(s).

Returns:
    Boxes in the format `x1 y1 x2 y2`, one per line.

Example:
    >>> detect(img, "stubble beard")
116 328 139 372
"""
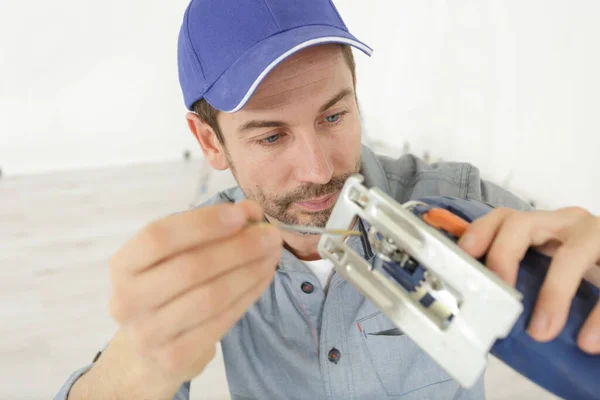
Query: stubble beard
231 157 361 229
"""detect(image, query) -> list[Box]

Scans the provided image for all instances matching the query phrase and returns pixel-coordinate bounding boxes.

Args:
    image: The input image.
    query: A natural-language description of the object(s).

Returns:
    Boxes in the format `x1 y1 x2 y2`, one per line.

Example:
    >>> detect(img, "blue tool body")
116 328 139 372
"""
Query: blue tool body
374 196 599 400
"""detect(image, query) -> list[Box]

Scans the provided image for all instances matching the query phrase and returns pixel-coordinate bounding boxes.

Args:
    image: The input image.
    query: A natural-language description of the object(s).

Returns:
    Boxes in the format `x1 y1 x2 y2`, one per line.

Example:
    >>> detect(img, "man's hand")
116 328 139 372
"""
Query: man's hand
457 206 600 355
108 200 282 386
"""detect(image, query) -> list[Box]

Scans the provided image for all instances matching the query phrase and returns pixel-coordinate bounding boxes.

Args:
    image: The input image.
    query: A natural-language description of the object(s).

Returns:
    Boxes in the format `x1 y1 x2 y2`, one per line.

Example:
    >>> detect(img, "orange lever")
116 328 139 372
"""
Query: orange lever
422 208 470 238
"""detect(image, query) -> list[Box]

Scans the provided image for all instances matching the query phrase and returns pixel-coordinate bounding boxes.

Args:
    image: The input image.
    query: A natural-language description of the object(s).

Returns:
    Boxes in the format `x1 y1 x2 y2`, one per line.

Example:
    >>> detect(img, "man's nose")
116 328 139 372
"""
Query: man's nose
293 134 334 184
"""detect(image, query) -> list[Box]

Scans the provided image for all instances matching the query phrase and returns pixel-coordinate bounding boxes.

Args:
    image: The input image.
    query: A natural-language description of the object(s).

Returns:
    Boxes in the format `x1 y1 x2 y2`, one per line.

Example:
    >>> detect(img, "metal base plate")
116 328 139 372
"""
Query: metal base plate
317 175 524 388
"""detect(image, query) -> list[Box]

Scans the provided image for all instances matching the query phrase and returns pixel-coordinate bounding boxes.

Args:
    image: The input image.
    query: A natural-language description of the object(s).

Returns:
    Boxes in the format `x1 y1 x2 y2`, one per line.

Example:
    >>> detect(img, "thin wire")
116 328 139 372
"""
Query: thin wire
257 222 362 237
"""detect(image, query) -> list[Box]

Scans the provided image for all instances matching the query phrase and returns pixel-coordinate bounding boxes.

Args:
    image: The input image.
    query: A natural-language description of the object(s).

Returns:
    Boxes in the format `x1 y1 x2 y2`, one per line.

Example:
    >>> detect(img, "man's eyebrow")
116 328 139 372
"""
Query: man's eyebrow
319 88 353 113
239 119 288 133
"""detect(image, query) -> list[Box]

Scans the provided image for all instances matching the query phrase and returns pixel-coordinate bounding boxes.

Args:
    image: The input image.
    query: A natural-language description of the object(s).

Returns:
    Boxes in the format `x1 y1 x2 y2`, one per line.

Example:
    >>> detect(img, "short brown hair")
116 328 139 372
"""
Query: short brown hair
192 44 357 145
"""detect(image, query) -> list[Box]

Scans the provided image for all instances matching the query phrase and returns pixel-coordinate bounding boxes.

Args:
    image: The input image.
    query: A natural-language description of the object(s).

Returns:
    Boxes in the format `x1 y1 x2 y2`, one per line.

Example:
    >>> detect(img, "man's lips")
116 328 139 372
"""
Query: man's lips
294 191 340 212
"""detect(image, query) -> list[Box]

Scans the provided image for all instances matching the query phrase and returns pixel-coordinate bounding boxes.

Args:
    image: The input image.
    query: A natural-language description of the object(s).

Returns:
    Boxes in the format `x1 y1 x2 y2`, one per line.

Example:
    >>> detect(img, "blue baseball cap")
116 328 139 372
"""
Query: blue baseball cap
177 0 373 112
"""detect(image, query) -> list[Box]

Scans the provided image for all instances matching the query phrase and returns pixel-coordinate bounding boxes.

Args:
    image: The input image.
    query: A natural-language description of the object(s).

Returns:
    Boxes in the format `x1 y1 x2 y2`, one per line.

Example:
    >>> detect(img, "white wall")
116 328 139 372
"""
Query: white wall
336 0 600 213
0 0 197 175
1 0 598 213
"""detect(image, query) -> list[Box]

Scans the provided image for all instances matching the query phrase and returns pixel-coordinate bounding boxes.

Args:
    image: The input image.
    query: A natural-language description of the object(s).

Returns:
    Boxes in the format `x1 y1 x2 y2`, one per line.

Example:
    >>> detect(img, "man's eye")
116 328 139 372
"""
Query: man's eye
326 113 342 123
263 134 280 144
325 111 347 124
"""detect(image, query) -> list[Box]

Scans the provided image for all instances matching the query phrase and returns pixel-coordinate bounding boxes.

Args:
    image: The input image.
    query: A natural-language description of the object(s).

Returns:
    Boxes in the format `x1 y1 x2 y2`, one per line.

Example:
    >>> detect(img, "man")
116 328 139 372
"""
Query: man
56 0 600 399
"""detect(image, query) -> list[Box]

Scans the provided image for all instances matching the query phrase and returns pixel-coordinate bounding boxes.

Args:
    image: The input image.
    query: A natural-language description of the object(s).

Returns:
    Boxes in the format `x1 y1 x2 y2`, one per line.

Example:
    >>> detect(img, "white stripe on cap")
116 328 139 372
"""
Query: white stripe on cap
224 37 374 113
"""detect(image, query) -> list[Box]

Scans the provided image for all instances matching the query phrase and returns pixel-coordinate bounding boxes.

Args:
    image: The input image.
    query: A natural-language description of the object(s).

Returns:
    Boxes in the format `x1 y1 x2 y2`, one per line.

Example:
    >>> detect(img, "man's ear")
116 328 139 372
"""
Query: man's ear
186 112 230 170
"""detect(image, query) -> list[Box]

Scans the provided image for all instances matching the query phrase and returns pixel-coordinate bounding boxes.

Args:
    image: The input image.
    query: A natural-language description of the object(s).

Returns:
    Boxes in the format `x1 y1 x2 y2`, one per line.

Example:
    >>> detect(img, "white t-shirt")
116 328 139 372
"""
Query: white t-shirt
302 258 335 290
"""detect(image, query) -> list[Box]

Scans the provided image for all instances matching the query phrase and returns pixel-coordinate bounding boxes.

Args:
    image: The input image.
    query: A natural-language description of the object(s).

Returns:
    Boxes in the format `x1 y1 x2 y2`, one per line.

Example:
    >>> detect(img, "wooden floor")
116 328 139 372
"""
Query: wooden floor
0 158 561 400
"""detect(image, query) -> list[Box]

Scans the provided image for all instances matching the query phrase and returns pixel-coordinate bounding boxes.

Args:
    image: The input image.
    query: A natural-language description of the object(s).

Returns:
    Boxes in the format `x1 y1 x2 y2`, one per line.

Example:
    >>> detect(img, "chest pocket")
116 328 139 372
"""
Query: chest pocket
357 311 453 396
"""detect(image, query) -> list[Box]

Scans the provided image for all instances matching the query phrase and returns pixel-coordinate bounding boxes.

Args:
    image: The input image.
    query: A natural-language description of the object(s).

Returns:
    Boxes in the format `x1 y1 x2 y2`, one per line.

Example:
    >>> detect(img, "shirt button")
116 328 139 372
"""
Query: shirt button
301 281 314 294
328 348 341 364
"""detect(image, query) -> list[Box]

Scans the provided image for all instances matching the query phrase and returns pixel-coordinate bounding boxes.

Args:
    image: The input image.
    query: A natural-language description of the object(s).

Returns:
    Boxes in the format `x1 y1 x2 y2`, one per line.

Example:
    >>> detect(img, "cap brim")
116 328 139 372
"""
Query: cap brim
202 25 373 113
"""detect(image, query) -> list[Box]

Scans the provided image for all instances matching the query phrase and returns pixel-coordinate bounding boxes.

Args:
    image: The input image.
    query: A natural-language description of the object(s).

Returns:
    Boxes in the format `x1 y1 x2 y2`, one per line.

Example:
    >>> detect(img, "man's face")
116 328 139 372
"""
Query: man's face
217 45 362 227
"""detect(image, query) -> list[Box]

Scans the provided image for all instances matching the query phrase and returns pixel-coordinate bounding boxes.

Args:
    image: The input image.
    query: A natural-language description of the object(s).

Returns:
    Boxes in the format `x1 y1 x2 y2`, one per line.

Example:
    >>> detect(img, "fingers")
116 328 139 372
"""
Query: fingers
237 199 265 222
112 200 264 274
151 261 276 375
111 223 282 321
457 205 600 351
458 207 514 259
529 216 600 342
483 214 535 286
482 209 585 286
583 265 600 288
578 300 600 355
127 251 281 350
458 207 591 286
107 199 275 382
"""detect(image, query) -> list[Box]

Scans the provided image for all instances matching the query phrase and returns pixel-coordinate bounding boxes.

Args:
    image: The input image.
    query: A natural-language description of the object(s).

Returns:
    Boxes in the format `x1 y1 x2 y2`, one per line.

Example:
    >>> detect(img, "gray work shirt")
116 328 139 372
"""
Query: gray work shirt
55 146 531 400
